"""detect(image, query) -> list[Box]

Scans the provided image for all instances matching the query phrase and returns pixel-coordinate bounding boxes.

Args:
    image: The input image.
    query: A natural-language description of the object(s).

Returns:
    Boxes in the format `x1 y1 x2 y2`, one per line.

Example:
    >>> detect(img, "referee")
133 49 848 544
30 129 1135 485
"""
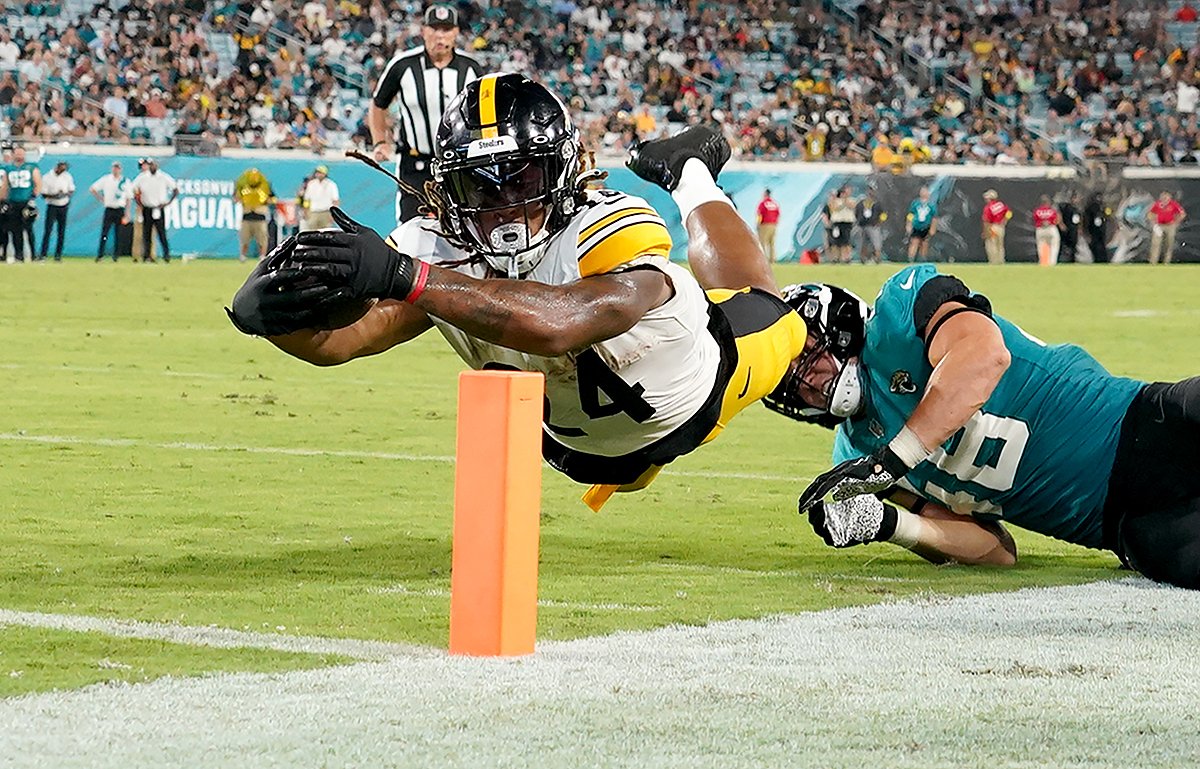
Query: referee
368 3 480 223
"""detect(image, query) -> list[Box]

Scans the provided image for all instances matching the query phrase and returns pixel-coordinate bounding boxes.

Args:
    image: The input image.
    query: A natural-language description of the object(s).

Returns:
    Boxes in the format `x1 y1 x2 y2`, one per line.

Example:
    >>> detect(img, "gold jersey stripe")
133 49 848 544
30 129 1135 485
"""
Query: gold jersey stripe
577 212 666 258
478 74 499 139
577 220 671 277
576 206 659 245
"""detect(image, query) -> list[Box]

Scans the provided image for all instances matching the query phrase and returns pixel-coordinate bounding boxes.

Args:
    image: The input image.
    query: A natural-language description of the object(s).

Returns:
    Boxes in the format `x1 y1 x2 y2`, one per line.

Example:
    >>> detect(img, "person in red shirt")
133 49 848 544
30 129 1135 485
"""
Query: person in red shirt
1032 195 1062 266
1177 2 1198 22
981 189 1012 264
757 188 781 262
1147 190 1187 264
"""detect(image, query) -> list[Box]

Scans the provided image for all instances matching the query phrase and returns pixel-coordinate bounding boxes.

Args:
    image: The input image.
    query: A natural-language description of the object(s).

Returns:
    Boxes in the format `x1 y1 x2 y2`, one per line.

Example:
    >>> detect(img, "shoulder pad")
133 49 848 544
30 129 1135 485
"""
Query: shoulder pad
575 191 671 277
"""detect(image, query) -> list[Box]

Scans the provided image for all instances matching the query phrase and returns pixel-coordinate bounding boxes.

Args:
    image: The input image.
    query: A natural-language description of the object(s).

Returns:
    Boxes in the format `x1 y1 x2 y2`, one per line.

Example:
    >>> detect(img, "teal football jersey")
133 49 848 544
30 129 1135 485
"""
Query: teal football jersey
833 265 1144 548
908 200 936 229
3 162 37 204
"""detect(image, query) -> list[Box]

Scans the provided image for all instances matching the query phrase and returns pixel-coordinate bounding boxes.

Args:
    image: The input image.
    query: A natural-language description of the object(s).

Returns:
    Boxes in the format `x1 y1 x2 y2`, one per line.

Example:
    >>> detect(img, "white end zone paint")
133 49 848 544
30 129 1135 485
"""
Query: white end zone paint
0 609 429 661
2 578 1198 768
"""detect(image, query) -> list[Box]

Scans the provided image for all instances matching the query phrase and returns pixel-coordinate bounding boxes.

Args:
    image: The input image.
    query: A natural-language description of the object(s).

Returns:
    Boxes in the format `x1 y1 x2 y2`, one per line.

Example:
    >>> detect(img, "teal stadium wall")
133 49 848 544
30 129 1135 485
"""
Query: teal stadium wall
44 152 1199 263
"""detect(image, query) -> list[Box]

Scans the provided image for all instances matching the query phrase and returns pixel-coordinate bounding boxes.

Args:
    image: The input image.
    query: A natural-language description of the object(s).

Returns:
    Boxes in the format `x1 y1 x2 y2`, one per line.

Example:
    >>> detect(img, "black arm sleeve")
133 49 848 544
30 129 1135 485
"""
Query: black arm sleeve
912 275 993 339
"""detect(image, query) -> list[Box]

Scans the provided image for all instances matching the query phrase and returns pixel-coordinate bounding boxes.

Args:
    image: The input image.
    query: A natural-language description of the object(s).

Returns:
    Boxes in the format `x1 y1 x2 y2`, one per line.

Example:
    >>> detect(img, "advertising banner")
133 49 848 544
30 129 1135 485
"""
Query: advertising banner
28 152 1200 263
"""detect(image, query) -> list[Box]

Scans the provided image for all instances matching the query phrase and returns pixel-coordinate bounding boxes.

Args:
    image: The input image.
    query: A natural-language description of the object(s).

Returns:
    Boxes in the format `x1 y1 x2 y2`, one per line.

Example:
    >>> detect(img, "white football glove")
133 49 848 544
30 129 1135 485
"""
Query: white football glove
806 494 899 548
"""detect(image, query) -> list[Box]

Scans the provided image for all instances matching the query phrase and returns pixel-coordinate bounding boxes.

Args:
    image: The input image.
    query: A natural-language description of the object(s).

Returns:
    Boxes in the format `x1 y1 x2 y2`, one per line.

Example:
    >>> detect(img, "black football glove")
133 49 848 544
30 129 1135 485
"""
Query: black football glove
796 445 911 514
291 207 419 302
807 494 900 548
225 236 355 336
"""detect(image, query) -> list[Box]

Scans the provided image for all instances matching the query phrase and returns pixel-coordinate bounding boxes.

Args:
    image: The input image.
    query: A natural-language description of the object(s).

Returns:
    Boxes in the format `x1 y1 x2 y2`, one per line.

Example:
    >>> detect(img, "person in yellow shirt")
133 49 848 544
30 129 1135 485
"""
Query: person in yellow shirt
898 136 931 164
804 123 829 160
233 167 275 262
871 131 900 171
633 105 657 138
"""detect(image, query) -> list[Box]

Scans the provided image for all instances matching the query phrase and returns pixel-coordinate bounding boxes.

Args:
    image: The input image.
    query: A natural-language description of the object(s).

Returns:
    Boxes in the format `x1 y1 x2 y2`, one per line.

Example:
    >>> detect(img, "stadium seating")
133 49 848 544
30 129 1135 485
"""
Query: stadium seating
0 0 1194 166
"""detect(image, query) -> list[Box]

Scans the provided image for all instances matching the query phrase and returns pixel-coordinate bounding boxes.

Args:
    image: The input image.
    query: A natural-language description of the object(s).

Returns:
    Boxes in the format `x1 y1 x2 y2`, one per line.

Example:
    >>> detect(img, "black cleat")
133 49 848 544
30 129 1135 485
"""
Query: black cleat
626 125 731 192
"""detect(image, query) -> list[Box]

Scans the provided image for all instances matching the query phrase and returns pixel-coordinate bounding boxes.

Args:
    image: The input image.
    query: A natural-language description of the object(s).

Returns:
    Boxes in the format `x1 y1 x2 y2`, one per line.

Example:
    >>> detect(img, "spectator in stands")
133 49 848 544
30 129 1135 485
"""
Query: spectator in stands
855 187 886 264
368 3 480 224
906 186 937 263
0 0 1191 172
90 161 130 262
0 31 18 67
633 105 657 138
130 158 178 263
803 123 829 161
234 167 274 263
981 189 1011 264
39 160 74 262
300 164 338 231
1177 1 1198 22
756 188 780 263
1147 190 1187 264
871 132 900 173
0 72 16 108
1032 195 1062 266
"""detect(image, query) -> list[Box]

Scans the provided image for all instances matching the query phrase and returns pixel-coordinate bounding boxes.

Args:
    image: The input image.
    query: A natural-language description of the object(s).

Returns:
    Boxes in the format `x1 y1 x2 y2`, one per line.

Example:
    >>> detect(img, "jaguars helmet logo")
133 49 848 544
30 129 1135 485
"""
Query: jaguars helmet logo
889 370 917 395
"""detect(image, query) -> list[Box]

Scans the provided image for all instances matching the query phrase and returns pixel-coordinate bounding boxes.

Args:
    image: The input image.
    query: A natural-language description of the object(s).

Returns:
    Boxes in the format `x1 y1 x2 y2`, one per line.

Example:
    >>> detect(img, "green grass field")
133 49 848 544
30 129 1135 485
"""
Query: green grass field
0 259 1195 696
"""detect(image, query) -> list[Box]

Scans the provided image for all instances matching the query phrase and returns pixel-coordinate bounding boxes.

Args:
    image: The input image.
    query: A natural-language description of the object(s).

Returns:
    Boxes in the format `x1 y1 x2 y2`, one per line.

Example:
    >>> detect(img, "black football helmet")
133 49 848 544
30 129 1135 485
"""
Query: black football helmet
432 72 582 277
762 283 871 428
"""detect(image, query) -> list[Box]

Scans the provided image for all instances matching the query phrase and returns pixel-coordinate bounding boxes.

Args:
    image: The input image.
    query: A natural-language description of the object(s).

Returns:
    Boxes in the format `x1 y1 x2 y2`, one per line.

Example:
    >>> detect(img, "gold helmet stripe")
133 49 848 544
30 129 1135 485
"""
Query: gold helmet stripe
478 73 500 139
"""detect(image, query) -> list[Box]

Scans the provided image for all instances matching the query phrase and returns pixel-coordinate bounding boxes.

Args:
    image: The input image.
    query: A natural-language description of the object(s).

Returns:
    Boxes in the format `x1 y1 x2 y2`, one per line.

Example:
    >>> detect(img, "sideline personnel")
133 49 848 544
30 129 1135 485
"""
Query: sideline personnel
368 3 480 224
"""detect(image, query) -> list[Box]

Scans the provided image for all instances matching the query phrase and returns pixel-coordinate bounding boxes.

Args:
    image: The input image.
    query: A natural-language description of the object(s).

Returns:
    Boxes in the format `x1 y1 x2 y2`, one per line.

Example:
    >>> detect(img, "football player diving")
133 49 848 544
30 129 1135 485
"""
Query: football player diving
636 131 1200 589
227 74 807 511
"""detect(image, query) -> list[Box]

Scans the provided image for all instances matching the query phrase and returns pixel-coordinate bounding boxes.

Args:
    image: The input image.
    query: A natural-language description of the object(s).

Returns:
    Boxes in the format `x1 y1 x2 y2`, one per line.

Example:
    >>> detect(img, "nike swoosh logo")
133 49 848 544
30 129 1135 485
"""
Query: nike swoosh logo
738 368 752 398
900 271 915 290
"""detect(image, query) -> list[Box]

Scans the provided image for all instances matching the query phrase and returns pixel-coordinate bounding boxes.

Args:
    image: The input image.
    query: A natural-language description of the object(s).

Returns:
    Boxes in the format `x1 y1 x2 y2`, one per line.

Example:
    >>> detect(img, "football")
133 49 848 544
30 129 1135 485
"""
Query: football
281 267 376 330
316 295 376 330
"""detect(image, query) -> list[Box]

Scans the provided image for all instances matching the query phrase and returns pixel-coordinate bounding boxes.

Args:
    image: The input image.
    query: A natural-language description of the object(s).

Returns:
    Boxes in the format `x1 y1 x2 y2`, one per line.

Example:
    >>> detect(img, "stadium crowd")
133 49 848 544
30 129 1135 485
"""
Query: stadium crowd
0 0 1199 166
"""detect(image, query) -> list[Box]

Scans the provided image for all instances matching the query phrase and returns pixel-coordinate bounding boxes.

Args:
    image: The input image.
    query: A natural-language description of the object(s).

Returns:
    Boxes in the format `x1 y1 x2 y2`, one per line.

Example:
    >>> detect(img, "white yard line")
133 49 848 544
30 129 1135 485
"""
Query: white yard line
0 609 429 661
649 562 921 581
2 579 1196 769
370 584 661 613
0 432 457 464
0 432 804 484
0 362 387 387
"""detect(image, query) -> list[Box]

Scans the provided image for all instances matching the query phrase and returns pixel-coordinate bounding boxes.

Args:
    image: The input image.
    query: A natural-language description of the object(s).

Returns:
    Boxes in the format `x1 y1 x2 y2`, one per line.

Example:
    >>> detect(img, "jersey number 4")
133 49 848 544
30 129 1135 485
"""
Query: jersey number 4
484 352 655 437
575 349 654 423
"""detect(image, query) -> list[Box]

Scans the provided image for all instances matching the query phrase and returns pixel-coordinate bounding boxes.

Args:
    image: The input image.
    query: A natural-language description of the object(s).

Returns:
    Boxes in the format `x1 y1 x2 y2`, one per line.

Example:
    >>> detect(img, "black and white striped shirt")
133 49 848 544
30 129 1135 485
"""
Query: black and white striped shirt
371 47 481 158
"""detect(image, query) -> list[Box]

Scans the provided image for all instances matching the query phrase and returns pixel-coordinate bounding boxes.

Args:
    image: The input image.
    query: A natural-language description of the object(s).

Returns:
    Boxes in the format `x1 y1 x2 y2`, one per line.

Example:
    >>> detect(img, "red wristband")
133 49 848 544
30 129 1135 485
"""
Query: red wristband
405 259 430 303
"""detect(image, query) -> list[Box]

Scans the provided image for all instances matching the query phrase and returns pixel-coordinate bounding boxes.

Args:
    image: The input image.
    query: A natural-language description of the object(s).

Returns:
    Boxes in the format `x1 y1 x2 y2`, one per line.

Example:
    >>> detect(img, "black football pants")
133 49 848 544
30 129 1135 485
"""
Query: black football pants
395 153 433 224
1 208 25 261
1105 376 1200 588
141 206 170 262
98 207 124 259
41 204 67 260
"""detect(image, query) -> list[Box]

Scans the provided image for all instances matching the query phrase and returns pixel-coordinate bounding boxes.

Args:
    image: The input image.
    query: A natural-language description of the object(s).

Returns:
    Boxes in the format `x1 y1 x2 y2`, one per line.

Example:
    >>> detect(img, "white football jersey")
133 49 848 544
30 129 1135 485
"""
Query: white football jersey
388 190 721 458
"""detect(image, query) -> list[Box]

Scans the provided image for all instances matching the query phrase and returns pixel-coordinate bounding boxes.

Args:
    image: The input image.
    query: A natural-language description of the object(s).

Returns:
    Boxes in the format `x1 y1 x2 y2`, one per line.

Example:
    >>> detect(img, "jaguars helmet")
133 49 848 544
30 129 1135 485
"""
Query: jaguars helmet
432 72 582 278
763 283 872 428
